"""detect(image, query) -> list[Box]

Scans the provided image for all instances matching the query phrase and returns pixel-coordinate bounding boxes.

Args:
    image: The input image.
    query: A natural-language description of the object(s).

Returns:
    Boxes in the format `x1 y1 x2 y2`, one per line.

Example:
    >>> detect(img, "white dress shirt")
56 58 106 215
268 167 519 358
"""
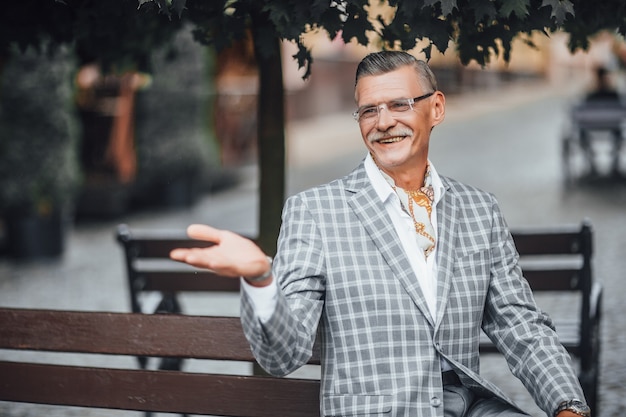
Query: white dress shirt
362 154 451 372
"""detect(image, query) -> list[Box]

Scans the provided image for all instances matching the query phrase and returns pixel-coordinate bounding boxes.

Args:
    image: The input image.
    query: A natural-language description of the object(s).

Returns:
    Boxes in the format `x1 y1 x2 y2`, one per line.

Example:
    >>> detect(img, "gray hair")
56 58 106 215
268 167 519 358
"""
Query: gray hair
355 51 438 92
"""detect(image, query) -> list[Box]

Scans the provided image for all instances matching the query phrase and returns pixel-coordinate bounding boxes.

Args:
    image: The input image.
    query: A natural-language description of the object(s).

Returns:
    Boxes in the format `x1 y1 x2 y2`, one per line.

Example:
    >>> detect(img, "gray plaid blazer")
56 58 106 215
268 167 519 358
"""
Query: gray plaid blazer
241 161 584 417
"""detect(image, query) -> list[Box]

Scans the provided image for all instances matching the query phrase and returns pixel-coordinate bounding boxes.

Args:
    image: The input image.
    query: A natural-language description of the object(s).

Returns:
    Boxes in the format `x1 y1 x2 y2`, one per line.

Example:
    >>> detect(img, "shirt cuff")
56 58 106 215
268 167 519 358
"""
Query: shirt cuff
240 276 278 323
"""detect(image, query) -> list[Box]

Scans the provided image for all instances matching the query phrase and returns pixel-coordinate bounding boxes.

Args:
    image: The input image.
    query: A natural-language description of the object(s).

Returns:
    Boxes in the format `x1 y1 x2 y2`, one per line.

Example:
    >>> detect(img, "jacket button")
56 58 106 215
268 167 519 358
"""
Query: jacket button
430 396 442 407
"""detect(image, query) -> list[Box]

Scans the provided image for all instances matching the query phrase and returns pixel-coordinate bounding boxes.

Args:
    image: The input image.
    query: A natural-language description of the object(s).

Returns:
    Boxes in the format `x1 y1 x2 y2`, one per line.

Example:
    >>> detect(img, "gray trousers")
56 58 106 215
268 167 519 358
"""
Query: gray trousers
443 384 531 417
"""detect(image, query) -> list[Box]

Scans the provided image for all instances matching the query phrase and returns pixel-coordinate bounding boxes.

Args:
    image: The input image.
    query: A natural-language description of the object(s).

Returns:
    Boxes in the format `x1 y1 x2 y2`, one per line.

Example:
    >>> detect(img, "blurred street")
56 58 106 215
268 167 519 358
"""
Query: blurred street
1 76 625 416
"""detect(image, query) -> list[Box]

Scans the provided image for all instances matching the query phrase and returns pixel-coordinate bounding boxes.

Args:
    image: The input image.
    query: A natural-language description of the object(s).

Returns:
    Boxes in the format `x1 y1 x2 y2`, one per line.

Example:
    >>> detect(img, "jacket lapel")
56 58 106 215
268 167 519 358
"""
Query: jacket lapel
344 162 435 326
433 177 458 330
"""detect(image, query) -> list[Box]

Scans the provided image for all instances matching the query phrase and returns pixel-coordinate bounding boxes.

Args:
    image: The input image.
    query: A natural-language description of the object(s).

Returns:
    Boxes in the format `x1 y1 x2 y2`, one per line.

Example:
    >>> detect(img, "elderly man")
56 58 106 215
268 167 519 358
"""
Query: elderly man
171 51 590 417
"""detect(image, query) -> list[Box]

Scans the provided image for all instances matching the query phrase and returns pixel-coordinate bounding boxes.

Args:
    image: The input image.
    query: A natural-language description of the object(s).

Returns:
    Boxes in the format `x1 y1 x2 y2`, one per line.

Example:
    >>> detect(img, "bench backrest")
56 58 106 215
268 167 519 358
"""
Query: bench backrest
118 221 595 354
512 221 592 292
117 221 593 302
479 221 596 356
0 308 321 416
116 223 244 314
117 220 594 340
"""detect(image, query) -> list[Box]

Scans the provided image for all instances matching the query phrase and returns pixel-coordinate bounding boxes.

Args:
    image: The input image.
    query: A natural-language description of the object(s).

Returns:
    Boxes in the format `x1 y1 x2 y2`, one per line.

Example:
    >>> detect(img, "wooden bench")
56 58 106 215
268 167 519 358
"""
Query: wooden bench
116 221 602 413
0 308 321 416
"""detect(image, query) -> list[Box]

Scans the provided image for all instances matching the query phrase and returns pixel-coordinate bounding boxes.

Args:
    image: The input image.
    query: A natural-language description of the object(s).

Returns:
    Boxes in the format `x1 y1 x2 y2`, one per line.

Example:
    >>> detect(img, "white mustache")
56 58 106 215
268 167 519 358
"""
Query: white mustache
368 128 413 143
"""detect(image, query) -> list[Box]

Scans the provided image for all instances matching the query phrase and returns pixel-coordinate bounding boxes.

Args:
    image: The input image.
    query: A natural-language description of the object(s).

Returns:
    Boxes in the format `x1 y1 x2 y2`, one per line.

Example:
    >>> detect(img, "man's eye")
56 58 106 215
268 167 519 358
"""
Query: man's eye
360 107 378 118
388 101 410 112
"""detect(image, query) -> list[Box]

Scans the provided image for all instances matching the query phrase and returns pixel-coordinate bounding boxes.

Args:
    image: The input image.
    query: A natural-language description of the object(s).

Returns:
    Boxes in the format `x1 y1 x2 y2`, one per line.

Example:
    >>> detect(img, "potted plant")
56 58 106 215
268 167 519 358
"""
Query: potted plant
0 42 80 259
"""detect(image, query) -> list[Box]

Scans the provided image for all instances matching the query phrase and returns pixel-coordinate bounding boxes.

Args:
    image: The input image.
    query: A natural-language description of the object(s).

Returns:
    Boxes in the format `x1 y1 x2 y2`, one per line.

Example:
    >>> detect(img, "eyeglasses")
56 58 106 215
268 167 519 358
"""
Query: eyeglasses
352 92 435 123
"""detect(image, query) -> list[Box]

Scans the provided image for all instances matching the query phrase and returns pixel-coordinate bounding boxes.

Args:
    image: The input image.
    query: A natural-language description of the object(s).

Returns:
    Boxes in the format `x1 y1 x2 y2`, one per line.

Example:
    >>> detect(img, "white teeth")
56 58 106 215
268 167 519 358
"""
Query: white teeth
379 136 403 144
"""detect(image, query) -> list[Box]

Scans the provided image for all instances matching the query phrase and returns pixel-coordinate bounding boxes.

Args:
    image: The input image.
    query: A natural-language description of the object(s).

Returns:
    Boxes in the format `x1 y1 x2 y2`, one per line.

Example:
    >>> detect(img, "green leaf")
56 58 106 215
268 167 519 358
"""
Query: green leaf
310 0 331 20
541 0 574 25
292 42 313 79
499 0 529 18
341 3 372 46
421 42 433 60
471 0 497 21
320 7 345 40
172 0 187 17
388 4 451 54
153 0 171 15
423 0 457 16
266 4 291 28
440 0 457 16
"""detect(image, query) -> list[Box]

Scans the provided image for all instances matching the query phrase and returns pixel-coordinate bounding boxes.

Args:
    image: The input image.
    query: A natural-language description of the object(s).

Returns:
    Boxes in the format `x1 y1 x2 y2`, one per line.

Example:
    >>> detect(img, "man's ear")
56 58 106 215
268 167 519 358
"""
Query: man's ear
431 91 446 128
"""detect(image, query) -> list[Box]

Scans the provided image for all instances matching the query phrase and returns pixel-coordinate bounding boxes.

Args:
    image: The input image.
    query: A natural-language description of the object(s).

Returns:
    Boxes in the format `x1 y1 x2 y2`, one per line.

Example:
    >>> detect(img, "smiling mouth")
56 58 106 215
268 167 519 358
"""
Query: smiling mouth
377 136 406 144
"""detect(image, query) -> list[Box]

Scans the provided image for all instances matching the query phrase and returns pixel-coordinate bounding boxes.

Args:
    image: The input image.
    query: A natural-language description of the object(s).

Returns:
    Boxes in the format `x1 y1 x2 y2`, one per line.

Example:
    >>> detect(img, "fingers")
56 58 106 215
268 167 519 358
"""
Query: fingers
169 224 234 272
169 247 204 268
169 224 264 278
169 247 192 262
186 224 222 243
169 224 221 266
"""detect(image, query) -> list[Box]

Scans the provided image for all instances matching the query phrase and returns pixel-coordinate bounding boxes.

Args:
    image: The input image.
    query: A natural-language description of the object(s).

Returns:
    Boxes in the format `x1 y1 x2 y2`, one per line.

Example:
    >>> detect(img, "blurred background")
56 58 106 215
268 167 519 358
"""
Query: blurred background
3 27 624 253
1 2 625 416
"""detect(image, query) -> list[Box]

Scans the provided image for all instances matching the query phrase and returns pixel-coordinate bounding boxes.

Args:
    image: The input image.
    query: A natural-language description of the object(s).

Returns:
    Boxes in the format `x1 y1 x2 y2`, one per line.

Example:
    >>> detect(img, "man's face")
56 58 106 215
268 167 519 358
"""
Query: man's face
354 65 445 182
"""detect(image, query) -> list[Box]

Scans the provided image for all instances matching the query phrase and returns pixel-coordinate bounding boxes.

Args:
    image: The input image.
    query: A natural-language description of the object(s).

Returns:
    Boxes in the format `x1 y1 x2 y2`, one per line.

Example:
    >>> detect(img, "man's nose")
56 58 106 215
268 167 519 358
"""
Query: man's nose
376 105 397 130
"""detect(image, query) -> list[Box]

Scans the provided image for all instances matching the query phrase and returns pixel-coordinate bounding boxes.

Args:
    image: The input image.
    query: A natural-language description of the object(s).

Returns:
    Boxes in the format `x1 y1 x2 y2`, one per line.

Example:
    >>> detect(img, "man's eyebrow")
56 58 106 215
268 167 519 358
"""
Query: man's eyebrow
357 97 411 110
356 102 376 111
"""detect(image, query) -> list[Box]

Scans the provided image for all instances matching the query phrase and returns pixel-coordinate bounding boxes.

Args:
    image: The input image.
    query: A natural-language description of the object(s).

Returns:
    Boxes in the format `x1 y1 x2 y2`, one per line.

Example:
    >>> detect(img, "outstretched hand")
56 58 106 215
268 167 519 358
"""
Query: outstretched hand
170 224 272 284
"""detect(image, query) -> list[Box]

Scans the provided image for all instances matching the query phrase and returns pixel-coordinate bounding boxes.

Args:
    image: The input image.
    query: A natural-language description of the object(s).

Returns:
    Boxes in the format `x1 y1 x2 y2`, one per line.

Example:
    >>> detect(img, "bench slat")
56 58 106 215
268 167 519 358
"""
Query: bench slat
0 308 321 364
139 271 241 292
0 361 320 417
512 230 581 255
128 238 213 258
136 269 580 293
480 344 581 356
524 269 581 291
0 309 249 360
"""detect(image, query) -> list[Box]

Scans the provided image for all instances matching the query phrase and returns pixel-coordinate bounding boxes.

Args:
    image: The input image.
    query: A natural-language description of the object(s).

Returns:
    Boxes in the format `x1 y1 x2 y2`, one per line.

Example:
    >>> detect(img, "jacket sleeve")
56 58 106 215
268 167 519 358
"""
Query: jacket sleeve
482 194 585 414
240 193 325 376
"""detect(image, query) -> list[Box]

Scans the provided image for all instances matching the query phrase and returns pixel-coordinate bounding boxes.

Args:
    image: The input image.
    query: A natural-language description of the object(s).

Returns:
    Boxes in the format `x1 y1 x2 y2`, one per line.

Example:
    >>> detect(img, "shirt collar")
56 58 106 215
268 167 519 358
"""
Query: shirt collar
364 153 445 205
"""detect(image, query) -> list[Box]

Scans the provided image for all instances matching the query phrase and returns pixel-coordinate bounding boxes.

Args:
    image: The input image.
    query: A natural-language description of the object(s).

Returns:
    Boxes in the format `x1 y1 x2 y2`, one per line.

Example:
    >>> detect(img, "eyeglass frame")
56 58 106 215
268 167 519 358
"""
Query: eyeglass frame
352 92 435 123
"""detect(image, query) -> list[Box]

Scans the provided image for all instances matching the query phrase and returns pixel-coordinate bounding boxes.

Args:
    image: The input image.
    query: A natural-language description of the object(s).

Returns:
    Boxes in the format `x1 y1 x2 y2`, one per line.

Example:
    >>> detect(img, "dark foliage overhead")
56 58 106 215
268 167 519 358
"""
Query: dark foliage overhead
2 1 624 74
144 0 625 76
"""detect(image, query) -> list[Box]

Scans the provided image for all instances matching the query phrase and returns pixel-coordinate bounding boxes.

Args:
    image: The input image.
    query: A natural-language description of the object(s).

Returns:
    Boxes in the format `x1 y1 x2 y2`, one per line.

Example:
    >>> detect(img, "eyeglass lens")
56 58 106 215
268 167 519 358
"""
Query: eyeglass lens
354 93 434 123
